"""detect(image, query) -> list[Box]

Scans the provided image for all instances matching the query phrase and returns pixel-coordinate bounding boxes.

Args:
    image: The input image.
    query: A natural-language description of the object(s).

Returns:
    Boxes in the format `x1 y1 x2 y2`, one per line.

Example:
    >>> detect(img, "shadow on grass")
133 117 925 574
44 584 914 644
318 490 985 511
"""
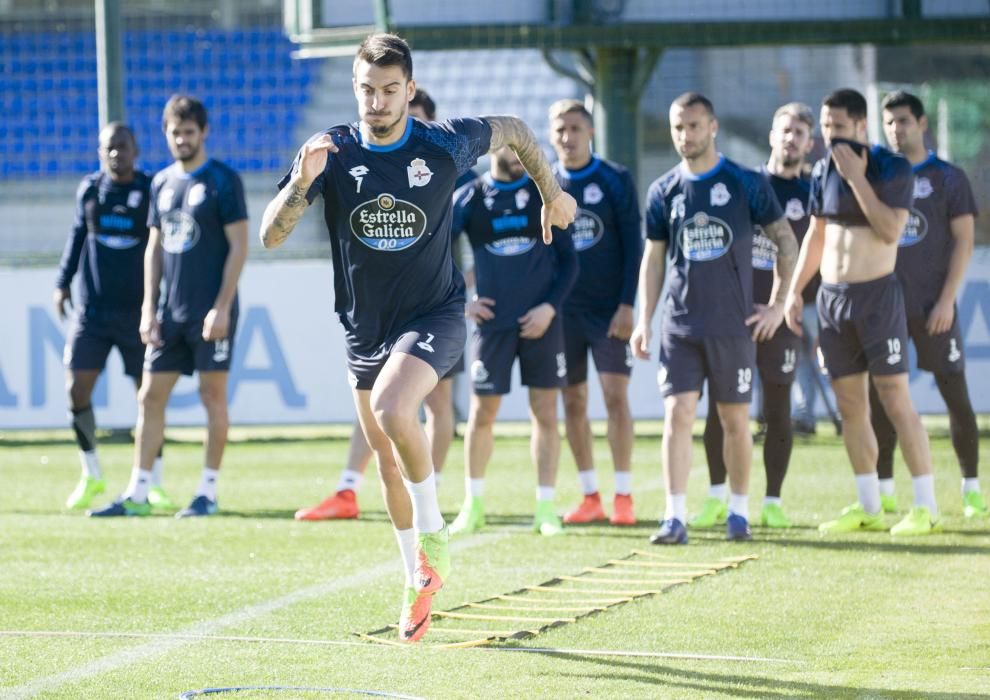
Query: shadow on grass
525 651 989 698
689 532 990 556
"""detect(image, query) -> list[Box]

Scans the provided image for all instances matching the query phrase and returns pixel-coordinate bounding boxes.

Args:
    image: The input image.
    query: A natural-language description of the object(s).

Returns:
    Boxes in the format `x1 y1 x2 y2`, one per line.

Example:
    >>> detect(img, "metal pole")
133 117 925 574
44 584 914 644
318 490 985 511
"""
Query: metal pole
95 0 125 127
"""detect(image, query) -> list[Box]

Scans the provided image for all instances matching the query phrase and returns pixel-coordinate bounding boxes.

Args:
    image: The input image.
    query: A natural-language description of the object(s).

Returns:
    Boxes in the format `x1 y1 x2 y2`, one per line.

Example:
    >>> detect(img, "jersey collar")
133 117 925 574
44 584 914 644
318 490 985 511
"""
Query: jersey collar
679 154 725 181
356 117 413 152
912 150 937 173
170 158 212 180
558 156 601 180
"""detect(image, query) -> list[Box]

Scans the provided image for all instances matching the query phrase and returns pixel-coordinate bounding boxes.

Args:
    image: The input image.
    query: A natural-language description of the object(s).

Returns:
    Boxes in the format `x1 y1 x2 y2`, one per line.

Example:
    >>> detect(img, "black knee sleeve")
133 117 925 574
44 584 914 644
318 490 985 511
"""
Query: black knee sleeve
70 405 97 452
935 372 979 479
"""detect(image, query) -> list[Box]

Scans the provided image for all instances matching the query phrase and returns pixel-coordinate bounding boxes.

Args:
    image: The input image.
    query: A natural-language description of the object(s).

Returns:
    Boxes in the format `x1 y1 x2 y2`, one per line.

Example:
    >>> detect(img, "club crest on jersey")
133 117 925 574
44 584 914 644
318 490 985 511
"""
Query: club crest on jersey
571 208 605 252
784 197 805 221
678 211 733 261
751 227 777 270
407 158 433 188
710 182 731 207
160 210 201 254
898 208 928 247
349 165 370 193
187 183 207 207
483 196 495 210
583 182 604 205
913 177 933 200
515 187 530 210
485 236 536 256
127 190 143 208
349 193 428 251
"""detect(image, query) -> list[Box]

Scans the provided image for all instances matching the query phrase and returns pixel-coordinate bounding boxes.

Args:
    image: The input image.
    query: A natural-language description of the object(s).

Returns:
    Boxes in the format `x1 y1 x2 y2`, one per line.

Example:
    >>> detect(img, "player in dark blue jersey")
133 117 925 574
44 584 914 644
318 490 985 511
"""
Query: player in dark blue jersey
632 92 798 545
870 90 985 518
55 123 171 512
784 88 940 536
447 147 578 538
294 88 472 522
548 100 642 528
260 34 576 642
698 103 816 531
89 96 249 520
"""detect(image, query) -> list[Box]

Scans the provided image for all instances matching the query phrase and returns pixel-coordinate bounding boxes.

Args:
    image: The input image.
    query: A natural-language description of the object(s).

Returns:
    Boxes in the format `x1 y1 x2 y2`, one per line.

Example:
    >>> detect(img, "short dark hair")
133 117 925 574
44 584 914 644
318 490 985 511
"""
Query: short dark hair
823 88 868 121
162 94 207 130
410 88 436 120
671 92 715 117
881 90 925 120
354 33 413 80
100 121 136 147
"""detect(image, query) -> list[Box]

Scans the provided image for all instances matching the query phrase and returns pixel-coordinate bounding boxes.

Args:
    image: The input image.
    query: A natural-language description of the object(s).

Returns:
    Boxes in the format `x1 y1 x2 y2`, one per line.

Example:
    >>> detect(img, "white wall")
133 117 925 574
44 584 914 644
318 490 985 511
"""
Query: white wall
3 251 990 429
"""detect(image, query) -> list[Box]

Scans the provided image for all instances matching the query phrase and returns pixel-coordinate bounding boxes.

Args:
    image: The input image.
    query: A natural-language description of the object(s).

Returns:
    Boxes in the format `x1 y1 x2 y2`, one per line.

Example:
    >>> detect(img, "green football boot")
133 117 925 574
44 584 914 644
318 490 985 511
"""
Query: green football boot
65 476 106 510
890 506 942 536
759 502 792 528
449 496 486 535
532 500 564 536
963 490 989 519
688 496 728 529
819 503 886 533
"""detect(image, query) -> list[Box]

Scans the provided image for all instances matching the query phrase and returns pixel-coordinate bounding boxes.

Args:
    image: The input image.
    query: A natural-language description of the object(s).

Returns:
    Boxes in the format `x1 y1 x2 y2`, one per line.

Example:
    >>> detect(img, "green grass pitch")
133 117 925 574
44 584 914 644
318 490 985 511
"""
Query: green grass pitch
1 421 988 699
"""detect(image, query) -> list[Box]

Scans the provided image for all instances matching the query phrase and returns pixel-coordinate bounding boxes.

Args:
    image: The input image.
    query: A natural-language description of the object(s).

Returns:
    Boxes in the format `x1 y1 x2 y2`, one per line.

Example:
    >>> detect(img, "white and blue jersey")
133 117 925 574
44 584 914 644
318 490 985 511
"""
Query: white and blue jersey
553 157 642 314
147 159 248 323
752 169 813 305
56 170 152 315
645 155 784 337
895 152 978 316
278 116 491 355
452 172 578 333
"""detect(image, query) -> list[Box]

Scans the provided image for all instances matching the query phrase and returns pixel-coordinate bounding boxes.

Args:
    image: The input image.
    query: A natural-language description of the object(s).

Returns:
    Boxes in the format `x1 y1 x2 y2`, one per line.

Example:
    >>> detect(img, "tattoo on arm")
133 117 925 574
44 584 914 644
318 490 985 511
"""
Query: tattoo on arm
261 182 309 249
763 217 799 305
484 116 562 204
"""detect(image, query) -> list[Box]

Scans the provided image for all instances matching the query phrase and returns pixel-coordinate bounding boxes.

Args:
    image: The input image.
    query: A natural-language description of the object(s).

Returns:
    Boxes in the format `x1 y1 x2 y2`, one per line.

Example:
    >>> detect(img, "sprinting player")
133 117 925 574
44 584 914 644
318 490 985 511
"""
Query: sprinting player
696 103 815 530
259 34 576 642
55 123 171 512
448 147 578 537
293 88 465 522
871 90 985 517
631 92 798 545
784 88 940 536
548 99 642 527
89 95 248 519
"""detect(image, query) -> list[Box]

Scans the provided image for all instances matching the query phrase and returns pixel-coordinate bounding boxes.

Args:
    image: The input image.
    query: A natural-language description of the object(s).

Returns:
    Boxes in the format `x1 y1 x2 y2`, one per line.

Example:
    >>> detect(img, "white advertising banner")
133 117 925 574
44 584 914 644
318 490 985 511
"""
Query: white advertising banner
2 252 989 429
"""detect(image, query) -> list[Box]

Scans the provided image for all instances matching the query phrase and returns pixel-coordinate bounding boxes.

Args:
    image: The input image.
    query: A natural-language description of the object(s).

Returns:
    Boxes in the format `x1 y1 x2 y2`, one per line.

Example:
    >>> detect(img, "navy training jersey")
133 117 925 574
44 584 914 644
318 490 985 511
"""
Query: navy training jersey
147 159 248 323
452 172 578 333
809 140 913 226
56 170 152 315
554 156 642 314
895 152 978 315
752 168 817 305
278 117 491 354
645 155 784 337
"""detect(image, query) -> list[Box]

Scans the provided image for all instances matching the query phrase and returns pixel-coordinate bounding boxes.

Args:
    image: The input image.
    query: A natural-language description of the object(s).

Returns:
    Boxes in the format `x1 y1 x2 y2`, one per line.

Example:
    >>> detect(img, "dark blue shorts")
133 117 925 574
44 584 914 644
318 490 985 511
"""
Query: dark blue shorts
756 323 801 385
817 274 909 379
907 309 965 375
470 316 566 395
563 309 633 385
64 309 144 378
346 302 466 391
658 333 756 403
145 310 239 376
441 350 465 381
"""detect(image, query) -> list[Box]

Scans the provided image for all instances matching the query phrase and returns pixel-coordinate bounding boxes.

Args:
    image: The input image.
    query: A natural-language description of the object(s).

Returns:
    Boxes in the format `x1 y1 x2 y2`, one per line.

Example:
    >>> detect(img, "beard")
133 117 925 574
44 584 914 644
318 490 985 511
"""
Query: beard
367 112 405 138
175 145 200 162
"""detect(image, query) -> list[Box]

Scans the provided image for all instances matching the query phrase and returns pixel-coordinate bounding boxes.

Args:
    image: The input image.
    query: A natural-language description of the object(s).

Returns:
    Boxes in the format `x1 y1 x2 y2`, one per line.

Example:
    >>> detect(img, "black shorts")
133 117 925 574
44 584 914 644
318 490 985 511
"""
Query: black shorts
817 274 909 379
64 309 144 379
908 310 965 375
145 310 239 376
346 302 466 391
658 333 756 404
470 316 566 395
563 309 633 385
756 324 801 385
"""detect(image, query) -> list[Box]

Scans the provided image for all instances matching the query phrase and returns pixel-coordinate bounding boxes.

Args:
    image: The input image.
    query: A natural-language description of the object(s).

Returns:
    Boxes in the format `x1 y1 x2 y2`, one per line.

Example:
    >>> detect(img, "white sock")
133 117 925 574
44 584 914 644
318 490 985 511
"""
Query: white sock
467 477 485 498
763 495 781 507
336 469 363 493
962 477 980 495
578 470 598 495
150 457 164 487
665 493 687 523
405 473 445 533
196 467 220 501
78 450 102 480
122 466 150 503
393 527 417 587
537 486 555 503
729 492 749 520
912 474 938 517
613 471 632 496
878 478 895 497
855 473 881 515
709 483 727 500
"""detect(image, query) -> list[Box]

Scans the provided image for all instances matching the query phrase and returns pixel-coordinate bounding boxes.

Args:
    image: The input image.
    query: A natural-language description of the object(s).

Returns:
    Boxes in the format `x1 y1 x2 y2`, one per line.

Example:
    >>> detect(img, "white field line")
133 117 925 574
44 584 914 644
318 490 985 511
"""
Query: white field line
4 533 507 699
